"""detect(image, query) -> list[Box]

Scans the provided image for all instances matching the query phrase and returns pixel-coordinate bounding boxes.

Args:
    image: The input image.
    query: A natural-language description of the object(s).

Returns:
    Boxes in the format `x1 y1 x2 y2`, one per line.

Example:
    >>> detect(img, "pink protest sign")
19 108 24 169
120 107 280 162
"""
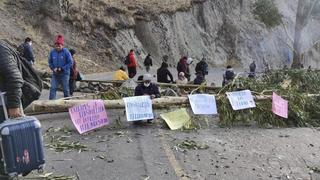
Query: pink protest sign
272 92 288 118
69 100 109 134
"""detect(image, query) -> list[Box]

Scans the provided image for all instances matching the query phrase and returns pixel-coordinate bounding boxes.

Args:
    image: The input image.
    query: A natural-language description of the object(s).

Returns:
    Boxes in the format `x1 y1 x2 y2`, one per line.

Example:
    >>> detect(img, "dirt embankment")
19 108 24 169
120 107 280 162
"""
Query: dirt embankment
1 0 320 74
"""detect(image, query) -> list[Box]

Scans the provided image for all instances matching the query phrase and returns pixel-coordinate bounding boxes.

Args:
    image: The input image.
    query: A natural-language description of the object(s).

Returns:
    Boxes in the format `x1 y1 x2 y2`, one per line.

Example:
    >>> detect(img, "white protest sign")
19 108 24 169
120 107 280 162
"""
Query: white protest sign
188 94 218 115
226 90 256 110
123 96 154 121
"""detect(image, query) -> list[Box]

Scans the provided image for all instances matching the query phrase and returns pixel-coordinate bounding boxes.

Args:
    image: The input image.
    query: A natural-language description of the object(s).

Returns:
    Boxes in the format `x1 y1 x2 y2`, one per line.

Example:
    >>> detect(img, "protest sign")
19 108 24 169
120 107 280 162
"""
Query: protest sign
160 108 190 130
188 94 218 115
123 96 154 121
69 100 109 134
272 92 288 118
226 90 256 110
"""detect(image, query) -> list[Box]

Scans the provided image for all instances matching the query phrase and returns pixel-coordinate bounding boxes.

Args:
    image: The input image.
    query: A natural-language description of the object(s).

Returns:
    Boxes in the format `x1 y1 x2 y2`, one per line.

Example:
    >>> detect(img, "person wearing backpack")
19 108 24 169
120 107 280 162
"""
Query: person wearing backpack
195 57 209 77
126 49 137 78
48 35 73 100
143 54 152 72
222 65 235 86
18 37 35 66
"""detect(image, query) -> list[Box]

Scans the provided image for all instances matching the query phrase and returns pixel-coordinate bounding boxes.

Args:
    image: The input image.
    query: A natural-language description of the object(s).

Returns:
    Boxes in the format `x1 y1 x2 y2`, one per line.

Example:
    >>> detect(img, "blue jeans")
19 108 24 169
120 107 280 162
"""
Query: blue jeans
49 73 70 100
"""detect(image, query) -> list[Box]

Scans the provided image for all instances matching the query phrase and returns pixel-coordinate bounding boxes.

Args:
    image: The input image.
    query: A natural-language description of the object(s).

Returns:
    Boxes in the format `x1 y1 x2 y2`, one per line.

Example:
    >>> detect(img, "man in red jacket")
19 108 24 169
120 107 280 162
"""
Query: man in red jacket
127 49 137 78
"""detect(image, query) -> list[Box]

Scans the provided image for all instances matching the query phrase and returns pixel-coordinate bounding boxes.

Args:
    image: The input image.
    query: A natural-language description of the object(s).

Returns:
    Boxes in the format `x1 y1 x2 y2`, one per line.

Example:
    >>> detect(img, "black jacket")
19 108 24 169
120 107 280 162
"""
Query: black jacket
144 55 153 66
134 83 161 98
157 62 173 83
0 40 24 108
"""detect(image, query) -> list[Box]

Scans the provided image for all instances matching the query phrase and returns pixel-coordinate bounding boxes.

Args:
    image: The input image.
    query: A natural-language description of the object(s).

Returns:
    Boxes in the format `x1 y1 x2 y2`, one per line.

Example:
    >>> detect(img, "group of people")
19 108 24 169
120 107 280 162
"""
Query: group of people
114 49 210 86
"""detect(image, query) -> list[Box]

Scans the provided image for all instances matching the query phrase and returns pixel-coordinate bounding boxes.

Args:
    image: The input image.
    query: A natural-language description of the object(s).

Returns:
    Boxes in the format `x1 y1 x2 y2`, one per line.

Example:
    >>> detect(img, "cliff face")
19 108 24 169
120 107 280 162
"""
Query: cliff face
1 0 320 72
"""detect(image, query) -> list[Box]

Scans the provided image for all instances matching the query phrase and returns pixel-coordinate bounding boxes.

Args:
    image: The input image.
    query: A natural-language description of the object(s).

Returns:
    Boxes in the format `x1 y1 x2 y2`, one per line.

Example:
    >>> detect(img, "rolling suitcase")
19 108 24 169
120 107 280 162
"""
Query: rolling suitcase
0 92 45 179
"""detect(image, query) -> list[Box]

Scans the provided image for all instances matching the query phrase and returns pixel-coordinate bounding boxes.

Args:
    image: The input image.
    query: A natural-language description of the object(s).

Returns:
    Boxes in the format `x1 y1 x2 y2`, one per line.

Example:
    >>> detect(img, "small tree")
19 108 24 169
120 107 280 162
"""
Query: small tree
253 0 282 28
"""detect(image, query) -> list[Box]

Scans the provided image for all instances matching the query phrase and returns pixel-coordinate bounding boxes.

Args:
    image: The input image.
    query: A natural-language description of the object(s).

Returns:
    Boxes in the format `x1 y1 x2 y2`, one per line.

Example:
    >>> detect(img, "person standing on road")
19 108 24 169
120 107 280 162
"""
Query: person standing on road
113 66 129 80
69 49 78 96
248 61 256 78
127 49 137 78
48 35 73 100
157 62 173 83
195 57 209 77
177 56 191 81
222 65 235 86
18 37 35 66
144 54 153 73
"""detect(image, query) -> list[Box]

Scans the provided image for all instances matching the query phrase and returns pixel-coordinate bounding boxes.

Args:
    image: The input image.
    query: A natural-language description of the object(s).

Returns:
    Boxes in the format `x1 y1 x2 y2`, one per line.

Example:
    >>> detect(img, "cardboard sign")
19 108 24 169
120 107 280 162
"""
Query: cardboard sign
69 100 109 134
226 90 256 110
272 92 288 118
188 94 218 115
160 108 190 130
123 96 154 121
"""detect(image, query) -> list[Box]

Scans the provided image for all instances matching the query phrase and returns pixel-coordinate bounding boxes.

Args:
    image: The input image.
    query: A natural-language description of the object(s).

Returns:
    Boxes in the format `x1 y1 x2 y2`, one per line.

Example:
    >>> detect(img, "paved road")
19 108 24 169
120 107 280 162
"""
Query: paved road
19 108 320 180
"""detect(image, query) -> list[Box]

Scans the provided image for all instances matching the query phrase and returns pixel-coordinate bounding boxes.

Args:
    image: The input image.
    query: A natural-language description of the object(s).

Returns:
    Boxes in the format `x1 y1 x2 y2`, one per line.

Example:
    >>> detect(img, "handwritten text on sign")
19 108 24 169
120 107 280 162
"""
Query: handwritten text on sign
123 96 154 121
188 94 218 115
226 90 256 110
272 92 288 118
69 100 109 134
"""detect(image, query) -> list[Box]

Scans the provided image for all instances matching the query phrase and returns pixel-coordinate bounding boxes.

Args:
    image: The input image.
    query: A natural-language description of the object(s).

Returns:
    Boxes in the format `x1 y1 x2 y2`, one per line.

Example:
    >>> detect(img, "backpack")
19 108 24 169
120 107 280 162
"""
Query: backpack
225 70 235 80
124 55 130 65
17 44 25 56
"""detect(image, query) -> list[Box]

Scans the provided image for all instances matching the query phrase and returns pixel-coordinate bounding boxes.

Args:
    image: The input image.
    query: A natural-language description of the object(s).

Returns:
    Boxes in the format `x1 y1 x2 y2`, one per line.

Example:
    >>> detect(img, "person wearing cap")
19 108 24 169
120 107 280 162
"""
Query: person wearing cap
113 66 129 81
48 35 73 99
134 74 160 99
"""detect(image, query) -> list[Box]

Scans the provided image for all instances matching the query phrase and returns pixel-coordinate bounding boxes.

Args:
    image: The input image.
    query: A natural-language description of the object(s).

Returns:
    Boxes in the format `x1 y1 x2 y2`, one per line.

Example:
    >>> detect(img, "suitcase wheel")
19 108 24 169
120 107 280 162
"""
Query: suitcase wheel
38 168 44 174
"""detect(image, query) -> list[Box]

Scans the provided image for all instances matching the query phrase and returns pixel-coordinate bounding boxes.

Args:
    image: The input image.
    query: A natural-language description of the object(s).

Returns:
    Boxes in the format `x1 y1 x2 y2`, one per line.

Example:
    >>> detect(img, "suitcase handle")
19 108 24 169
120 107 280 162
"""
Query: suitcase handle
0 91 8 120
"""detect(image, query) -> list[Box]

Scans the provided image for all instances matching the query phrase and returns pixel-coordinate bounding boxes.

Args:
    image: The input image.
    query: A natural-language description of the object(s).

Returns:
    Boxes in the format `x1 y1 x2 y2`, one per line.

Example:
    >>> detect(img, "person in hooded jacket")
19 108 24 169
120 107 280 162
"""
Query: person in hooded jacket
127 49 137 78
177 56 191 81
157 62 173 83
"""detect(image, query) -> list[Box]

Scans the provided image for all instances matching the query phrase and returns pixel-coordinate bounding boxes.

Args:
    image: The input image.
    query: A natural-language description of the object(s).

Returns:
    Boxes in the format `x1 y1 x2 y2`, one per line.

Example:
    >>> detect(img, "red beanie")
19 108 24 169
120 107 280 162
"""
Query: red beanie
55 35 64 45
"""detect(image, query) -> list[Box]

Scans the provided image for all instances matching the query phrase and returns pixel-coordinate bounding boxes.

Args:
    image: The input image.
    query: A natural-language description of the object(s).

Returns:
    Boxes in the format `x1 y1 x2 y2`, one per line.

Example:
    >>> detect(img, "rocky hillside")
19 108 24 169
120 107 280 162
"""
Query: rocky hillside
1 0 320 73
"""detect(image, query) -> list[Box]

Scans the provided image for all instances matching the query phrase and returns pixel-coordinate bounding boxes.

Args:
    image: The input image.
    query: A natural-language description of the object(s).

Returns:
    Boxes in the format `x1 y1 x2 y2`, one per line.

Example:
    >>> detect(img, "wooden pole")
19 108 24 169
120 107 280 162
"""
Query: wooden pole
25 97 191 115
81 79 221 91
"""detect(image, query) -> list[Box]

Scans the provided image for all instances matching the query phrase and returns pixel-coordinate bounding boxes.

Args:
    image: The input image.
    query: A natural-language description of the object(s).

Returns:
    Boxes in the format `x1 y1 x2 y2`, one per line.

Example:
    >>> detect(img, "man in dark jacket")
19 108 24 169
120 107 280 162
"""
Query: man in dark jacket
195 58 209 77
135 74 160 99
157 62 173 83
19 37 35 66
144 54 152 73
0 40 24 121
